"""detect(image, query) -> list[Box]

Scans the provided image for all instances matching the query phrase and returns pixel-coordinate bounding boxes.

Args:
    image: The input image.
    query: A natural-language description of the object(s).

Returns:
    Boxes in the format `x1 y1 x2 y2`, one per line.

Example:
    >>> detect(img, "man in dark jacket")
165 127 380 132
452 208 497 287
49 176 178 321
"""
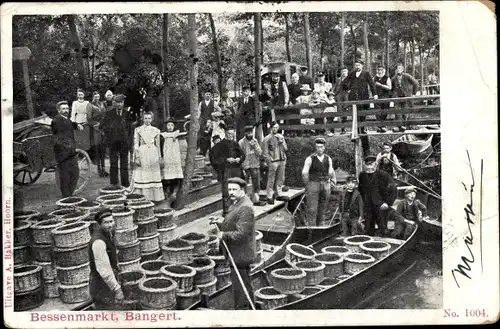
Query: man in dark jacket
210 177 256 310
198 89 215 143
332 67 350 134
51 101 84 197
392 63 419 132
299 66 314 90
341 176 364 236
99 94 133 188
88 209 123 310
358 155 397 236
235 85 256 141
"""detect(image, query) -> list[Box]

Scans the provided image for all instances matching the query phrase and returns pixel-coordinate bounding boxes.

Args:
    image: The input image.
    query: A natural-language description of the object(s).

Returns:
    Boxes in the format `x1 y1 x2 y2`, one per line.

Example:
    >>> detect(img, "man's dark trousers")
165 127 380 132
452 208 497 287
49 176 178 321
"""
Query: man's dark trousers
57 154 79 197
109 140 130 187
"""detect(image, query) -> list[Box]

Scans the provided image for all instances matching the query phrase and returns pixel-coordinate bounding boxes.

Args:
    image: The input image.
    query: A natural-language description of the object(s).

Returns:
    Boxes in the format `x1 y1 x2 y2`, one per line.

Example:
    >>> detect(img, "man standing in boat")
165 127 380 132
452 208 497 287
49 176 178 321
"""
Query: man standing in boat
262 121 289 205
376 142 402 179
341 176 364 236
210 177 256 310
239 125 266 206
301 138 337 226
88 209 123 310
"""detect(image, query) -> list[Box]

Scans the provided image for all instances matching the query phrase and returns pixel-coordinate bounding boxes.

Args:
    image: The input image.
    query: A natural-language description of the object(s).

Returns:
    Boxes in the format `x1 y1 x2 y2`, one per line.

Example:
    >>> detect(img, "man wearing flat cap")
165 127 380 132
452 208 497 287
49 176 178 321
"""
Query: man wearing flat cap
393 187 428 239
302 137 337 226
100 94 133 188
239 125 266 206
357 155 398 236
210 177 256 309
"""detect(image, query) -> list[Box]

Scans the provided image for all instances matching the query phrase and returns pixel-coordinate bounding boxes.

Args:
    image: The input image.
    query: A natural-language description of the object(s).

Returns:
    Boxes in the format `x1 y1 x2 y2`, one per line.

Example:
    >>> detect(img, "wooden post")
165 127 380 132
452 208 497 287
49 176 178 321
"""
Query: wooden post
254 13 264 143
351 104 363 177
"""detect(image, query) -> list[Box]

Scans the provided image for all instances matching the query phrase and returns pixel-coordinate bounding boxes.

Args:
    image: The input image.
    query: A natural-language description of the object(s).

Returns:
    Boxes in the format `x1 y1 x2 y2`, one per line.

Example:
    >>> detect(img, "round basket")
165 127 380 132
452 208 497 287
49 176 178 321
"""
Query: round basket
344 253 376 275
56 262 90 285
176 286 201 310
53 243 89 267
43 279 60 298
129 201 155 223
158 225 177 245
179 232 209 256
14 209 41 222
56 196 87 209
60 210 90 223
343 235 374 253
313 253 344 278
215 268 231 291
14 220 32 246
269 268 307 295
116 225 139 247
291 286 323 301
48 208 76 219
59 282 91 304
155 208 175 229
14 245 31 265
14 264 43 293
101 199 127 210
119 257 141 273
139 233 160 253
359 241 391 260
125 193 147 205
191 176 204 189
207 249 229 274
140 260 170 278
285 243 316 266
141 248 162 263
189 256 216 285
76 201 101 216
119 270 146 300
112 207 136 230
31 219 64 245
255 230 263 252
160 264 196 293
194 155 206 170
117 240 141 262
316 277 340 289
96 193 126 204
293 260 325 286
321 246 351 258
202 173 214 185
254 286 288 310
32 243 53 262
161 239 194 265
207 235 219 253
196 277 217 296
138 217 159 238
14 285 44 311
99 185 126 196
138 276 177 309
51 221 91 248
33 260 57 281
338 274 351 281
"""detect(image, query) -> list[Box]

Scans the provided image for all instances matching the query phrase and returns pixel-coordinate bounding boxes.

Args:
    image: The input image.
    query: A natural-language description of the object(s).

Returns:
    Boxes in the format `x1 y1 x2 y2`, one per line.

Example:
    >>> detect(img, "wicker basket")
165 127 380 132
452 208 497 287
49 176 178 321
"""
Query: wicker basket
343 253 376 274
215 268 231 291
56 262 90 285
48 208 75 219
196 277 217 296
194 155 206 170
155 208 175 229
343 235 374 253
112 207 136 230
119 257 141 273
51 221 91 248
125 193 147 205
255 230 263 252
59 282 91 304
313 253 344 278
76 201 101 217
32 243 53 262
139 233 160 253
60 210 90 223
56 196 87 209
191 176 204 189
117 240 141 262
293 260 325 286
96 193 126 204
14 264 43 293
43 279 60 298
14 220 32 246
158 225 177 245
202 173 214 185
31 219 64 245
14 285 44 311
129 201 155 223
116 225 139 247
269 268 307 295
101 199 127 210
207 249 229 274
14 209 40 222
140 260 170 278
254 287 288 310
285 243 316 266
53 243 89 267
141 248 161 262
179 232 209 256
138 276 177 309
160 264 196 293
33 260 57 281
316 277 340 289
176 287 201 310
138 217 159 238
99 185 126 196
291 286 323 301
14 245 31 265
119 270 146 300
161 239 194 265
207 235 219 253
321 246 351 258
190 256 216 285
338 274 351 281
359 241 391 260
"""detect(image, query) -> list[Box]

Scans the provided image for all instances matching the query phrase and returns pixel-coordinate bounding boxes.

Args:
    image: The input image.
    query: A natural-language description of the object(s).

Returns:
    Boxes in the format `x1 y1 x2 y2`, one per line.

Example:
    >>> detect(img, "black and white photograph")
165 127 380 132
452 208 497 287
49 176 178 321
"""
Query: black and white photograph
2 1 498 327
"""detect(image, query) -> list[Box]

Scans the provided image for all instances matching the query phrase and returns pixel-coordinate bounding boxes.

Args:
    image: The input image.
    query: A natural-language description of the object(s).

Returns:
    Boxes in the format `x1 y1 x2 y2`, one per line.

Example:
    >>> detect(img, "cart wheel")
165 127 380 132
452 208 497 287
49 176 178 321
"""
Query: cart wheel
13 165 43 185
73 149 92 194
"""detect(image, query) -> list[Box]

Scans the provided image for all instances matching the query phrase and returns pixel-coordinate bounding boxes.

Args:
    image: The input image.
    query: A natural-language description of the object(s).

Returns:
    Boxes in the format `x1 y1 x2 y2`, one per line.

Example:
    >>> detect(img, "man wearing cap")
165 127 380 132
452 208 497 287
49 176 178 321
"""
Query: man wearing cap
239 125 266 206
394 187 428 238
197 90 215 145
299 66 314 90
392 63 419 132
358 155 398 236
341 176 364 236
376 142 401 179
302 137 337 226
209 126 246 216
269 70 289 128
262 121 288 204
88 209 123 310
314 71 333 99
235 85 256 141
333 67 350 134
374 65 392 133
345 59 378 133
210 177 256 309
100 94 133 188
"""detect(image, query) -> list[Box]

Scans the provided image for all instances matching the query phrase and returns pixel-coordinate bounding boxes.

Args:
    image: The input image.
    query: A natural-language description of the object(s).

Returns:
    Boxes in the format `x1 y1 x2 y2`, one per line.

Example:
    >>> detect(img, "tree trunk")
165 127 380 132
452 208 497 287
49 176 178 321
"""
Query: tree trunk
254 13 264 143
385 14 390 72
403 40 407 72
363 13 370 74
349 23 357 65
419 42 424 95
320 40 324 71
67 15 87 89
340 12 345 68
208 13 224 95
284 13 292 62
303 12 312 74
411 39 416 77
260 18 264 63
162 13 170 122
177 14 200 209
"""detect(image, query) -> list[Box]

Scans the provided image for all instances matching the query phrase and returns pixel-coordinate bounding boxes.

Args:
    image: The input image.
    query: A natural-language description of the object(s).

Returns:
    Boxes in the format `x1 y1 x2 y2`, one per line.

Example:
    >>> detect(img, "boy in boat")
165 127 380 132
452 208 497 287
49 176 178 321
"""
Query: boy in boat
376 142 402 179
341 176 364 236
393 187 428 239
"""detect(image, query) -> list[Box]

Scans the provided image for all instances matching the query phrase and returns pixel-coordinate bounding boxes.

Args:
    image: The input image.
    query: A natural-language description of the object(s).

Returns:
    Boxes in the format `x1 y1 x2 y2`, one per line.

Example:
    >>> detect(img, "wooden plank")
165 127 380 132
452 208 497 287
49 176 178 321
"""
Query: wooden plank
279 118 441 131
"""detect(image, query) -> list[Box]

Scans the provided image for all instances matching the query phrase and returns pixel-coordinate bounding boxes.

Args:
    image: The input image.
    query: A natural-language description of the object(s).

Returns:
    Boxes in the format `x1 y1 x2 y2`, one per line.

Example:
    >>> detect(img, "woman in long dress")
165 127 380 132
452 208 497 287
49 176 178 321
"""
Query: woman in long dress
71 88 91 124
160 118 184 208
132 111 165 202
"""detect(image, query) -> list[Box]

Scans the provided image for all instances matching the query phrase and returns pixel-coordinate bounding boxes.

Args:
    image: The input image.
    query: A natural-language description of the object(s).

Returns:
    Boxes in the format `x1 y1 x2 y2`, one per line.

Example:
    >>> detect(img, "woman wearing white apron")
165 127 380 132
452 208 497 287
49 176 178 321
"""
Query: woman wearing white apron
160 118 184 208
71 88 91 124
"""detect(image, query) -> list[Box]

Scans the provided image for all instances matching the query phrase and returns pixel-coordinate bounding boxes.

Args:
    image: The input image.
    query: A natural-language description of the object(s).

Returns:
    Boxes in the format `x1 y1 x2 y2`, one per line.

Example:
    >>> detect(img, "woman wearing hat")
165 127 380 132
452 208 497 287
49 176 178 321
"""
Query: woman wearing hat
211 111 226 147
314 71 333 99
296 84 314 127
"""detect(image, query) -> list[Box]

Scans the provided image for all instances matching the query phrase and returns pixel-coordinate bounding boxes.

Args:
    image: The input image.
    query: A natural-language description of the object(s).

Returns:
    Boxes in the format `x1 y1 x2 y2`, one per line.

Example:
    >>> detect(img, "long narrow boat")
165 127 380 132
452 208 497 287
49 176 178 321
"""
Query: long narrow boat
391 133 433 157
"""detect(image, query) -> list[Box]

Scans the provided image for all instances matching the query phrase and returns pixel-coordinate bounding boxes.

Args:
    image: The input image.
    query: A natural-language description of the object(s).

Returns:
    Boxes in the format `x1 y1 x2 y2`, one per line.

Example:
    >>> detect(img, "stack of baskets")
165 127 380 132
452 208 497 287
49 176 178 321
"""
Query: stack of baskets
156 208 176 246
129 201 160 261
14 264 45 311
114 206 141 273
191 156 216 190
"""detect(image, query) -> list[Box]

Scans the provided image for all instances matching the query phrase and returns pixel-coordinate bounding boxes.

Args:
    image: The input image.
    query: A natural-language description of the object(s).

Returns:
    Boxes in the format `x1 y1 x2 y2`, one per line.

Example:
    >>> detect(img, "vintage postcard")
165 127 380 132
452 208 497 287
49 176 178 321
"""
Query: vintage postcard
2 1 498 327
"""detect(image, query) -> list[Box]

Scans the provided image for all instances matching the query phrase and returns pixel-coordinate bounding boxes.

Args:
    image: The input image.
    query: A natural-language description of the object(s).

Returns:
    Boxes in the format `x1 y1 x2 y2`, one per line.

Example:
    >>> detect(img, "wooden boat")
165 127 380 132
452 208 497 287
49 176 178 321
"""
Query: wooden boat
391 134 433 157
